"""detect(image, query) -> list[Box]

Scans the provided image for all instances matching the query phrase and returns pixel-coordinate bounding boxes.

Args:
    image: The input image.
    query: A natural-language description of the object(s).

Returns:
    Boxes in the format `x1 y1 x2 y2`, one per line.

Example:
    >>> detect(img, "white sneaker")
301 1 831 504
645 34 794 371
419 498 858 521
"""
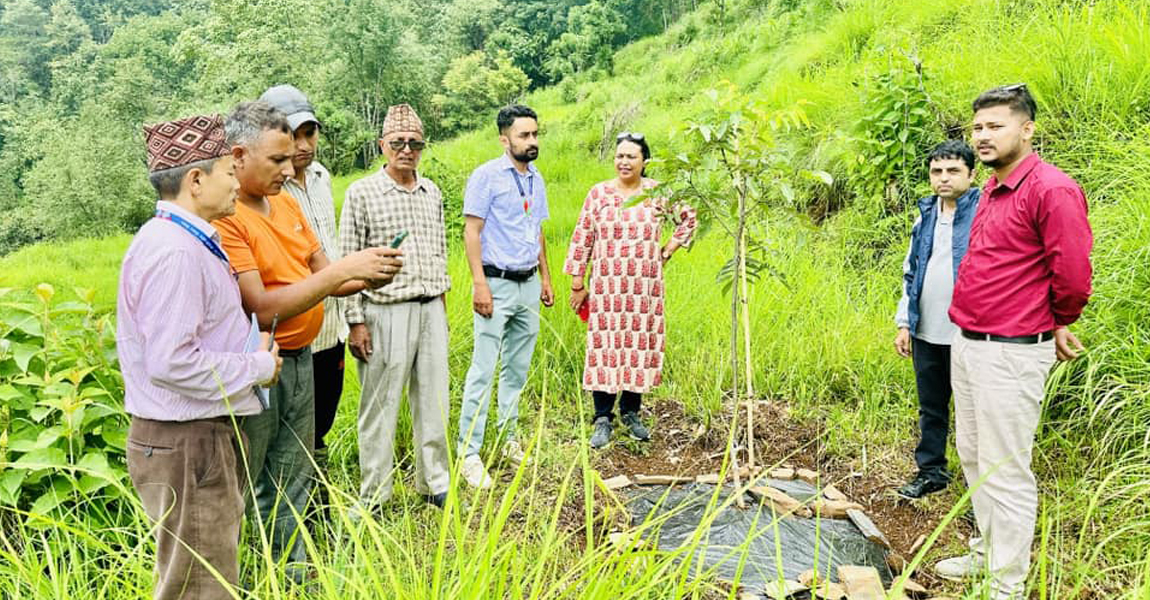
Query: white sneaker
502 440 525 468
462 454 493 489
935 553 985 581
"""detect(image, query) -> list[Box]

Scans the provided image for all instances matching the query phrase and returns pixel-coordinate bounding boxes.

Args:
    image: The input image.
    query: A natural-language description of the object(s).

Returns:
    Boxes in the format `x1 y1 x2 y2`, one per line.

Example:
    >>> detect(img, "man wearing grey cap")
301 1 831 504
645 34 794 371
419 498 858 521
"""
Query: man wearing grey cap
259 84 348 471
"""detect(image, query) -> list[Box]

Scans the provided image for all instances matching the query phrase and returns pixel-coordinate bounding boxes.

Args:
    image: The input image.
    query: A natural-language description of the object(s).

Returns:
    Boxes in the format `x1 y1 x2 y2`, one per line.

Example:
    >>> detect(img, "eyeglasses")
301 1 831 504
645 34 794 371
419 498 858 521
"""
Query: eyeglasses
616 131 645 142
387 139 427 151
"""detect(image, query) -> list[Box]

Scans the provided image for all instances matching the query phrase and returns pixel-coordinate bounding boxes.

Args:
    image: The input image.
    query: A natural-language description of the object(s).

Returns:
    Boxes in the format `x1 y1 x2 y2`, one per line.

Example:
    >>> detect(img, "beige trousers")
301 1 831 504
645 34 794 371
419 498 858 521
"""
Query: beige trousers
357 299 451 504
951 333 1055 599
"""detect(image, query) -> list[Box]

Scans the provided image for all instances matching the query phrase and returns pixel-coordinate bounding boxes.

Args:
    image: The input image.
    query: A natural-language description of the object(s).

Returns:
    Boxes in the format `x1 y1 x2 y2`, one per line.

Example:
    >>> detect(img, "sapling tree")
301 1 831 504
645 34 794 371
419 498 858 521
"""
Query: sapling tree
647 83 830 499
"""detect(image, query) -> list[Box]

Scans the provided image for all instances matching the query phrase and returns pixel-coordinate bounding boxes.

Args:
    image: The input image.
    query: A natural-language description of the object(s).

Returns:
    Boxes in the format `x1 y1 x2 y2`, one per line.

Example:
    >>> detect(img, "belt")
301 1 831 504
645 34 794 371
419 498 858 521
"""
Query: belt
961 329 1055 344
483 264 537 282
278 346 308 357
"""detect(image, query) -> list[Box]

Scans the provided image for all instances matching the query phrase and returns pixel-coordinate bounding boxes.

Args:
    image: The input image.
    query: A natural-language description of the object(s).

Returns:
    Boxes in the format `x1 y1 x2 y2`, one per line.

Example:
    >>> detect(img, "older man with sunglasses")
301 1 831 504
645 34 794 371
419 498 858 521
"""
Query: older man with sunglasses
341 104 452 509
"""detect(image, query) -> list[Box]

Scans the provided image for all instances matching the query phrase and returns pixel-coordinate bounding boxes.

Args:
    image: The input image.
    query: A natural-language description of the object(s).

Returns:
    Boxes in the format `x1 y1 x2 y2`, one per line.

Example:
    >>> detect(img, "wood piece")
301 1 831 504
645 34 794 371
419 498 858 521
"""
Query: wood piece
796 468 819 484
769 467 796 480
601 474 633 490
891 578 929 598
633 474 693 486
837 566 885 600
696 473 722 485
886 552 907 575
821 483 848 501
797 569 815 586
846 508 890 548
763 580 807 599
812 581 847 600
908 534 928 556
812 499 865 519
749 486 812 518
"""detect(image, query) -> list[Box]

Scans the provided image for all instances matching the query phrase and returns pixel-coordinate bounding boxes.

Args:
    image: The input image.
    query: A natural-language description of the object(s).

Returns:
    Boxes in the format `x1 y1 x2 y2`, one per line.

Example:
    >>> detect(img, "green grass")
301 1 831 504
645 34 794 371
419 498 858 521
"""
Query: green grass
4 0 1150 597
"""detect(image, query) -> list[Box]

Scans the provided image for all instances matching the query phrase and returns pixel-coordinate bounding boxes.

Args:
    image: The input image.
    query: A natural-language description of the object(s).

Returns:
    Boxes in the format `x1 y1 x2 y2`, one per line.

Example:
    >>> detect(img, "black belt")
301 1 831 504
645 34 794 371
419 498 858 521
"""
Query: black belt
483 264 537 282
961 329 1055 344
278 346 308 357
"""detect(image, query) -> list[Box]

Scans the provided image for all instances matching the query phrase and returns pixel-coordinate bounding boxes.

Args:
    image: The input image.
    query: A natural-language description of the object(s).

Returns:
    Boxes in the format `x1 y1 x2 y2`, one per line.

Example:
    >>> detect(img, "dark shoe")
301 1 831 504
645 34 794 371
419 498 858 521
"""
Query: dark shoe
422 492 448 509
620 412 650 441
896 474 947 499
590 416 612 448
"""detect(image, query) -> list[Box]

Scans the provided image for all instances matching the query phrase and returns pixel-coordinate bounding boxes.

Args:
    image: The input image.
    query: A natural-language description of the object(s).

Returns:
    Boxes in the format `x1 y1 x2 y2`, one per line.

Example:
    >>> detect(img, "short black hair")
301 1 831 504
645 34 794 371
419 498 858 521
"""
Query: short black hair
925 140 975 173
972 84 1037 121
497 104 537 134
148 157 221 199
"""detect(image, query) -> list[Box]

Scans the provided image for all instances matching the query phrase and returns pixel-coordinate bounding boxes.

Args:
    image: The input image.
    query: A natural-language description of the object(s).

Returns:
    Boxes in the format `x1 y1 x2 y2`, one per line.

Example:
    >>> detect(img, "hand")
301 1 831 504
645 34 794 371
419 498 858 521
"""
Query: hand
894 328 911 358
348 323 372 361
1054 326 1084 361
341 247 404 283
660 242 679 265
540 278 555 308
259 332 283 387
473 282 493 318
569 287 589 312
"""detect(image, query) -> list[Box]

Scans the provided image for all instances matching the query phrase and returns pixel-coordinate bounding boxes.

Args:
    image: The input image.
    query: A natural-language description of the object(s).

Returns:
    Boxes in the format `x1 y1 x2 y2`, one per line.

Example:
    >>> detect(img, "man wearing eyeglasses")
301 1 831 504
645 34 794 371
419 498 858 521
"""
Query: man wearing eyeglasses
935 84 1092 598
340 103 452 509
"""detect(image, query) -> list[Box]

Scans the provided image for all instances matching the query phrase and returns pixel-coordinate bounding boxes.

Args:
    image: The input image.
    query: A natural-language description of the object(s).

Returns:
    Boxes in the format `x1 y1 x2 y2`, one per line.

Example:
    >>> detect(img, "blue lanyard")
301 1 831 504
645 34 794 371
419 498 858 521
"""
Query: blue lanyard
510 170 534 204
155 209 235 275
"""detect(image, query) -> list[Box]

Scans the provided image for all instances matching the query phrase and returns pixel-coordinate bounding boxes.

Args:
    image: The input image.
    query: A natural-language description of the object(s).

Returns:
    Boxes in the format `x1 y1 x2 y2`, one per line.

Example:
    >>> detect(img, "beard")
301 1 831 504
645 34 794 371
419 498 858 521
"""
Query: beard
511 145 539 163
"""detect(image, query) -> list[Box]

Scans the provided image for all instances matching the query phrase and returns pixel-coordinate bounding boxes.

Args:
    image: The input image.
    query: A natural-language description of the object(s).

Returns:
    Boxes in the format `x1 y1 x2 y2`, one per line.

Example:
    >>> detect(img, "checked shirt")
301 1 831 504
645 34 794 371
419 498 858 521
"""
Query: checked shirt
340 167 451 323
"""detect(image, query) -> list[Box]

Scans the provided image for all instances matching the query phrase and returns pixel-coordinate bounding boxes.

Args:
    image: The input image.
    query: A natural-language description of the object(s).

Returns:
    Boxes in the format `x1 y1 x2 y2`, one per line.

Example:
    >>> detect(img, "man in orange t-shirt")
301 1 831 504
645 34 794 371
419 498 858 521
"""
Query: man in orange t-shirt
214 101 403 579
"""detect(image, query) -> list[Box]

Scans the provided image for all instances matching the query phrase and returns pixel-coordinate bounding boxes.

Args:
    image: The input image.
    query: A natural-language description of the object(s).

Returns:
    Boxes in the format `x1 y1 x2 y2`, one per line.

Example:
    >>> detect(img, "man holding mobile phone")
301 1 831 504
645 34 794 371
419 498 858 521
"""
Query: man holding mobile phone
340 103 453 509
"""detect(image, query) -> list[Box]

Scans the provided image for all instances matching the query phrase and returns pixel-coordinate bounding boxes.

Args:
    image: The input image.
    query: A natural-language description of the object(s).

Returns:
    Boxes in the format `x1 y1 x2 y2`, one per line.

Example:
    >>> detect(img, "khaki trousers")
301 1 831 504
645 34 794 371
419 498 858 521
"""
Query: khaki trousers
127 417 246 600
357 299 451 504
951 333 1055 599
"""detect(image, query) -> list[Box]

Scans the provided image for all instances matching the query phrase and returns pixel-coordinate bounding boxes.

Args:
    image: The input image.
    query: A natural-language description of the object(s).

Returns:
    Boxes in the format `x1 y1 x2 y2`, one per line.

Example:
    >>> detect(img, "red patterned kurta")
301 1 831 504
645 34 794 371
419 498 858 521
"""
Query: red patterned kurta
563 179 698 393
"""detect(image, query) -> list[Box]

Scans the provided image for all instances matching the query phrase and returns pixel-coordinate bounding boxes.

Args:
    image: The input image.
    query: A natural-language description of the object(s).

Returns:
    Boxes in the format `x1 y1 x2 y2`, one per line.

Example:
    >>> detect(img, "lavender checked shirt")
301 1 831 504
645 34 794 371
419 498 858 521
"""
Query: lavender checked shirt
117 201 275 421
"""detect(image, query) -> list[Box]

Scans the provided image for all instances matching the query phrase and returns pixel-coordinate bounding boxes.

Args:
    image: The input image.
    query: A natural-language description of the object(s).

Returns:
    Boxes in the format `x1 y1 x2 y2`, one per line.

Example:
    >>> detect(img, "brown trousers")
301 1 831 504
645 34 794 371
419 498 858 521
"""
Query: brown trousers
127 416 246 600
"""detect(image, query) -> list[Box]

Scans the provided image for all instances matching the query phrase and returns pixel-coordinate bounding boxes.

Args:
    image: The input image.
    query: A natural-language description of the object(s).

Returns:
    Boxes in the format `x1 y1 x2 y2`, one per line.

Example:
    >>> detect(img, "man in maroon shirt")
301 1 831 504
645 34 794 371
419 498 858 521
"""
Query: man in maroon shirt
935 84 1092 598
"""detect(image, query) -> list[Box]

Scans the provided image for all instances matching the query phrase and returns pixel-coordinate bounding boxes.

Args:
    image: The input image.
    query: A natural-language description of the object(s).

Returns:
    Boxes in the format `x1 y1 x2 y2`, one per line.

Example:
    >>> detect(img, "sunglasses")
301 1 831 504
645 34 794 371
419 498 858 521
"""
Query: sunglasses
616 131 645 142
387 139 427 151
1001 83 1028 92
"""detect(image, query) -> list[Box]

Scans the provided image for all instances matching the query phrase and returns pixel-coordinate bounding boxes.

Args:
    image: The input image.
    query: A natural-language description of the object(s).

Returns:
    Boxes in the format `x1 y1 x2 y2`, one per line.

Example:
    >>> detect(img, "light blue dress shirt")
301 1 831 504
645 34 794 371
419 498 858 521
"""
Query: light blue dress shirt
463 153 549 271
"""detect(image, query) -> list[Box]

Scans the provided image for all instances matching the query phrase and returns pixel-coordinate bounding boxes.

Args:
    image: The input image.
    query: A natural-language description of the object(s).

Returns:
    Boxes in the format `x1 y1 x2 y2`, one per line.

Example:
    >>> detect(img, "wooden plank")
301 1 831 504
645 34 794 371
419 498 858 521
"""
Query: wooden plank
821 483 848 501
763 580 807 599
837 565 885 600
812 499 865 519
601 474 633 490
749 486 812 518
633 474 693 485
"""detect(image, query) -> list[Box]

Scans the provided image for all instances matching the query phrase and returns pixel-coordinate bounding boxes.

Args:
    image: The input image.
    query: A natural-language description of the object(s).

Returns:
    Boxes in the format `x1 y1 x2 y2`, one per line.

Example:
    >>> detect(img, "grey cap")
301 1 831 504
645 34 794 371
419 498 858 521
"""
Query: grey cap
259 84 319 131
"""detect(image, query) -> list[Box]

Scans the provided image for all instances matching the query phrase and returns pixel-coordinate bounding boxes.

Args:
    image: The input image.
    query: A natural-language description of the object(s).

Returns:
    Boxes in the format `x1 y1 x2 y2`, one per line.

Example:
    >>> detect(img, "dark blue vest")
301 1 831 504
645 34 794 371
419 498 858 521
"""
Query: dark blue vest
904 187 980 334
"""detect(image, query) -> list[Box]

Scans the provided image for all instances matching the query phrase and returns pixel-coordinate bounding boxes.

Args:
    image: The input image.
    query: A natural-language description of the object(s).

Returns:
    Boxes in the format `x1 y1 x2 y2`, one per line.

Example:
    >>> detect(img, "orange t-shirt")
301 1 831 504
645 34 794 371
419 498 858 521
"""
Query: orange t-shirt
214 192 324 350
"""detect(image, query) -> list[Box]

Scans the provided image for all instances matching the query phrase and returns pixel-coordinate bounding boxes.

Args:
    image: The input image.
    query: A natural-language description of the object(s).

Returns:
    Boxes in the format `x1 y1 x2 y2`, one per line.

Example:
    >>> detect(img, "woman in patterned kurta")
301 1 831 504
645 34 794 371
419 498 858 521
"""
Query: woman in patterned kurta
563 133 697 448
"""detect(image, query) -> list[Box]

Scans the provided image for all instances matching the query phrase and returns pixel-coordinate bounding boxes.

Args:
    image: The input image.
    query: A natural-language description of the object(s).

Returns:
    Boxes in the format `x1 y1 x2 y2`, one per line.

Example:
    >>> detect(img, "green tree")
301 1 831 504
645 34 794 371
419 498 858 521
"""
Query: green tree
432 50 530 134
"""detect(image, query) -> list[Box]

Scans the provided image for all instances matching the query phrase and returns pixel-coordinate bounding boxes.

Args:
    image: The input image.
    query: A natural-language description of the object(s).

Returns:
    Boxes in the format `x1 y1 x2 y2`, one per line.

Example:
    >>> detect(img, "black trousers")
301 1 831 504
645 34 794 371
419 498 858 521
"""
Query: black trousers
593 391 641 421
911 337 952 482
312 342 345 451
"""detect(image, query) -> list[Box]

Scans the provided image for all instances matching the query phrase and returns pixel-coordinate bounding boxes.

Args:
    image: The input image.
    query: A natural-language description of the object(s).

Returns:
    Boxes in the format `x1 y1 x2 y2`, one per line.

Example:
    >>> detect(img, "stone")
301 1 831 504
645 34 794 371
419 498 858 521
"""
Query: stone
797 569 815 586
601 474 633 490
812 499 865 519
886 552 907 575
634 474 693 486
769 467 796 480
749 486 812 518
762 580 807 599
837 565 885 600
893 578 929 598
812 581 847 600
696 473 722 485
846 509 890 548
796 468 820 484
821 483 848 501
608 531 635 549
908 534 928 556
738 593 763 600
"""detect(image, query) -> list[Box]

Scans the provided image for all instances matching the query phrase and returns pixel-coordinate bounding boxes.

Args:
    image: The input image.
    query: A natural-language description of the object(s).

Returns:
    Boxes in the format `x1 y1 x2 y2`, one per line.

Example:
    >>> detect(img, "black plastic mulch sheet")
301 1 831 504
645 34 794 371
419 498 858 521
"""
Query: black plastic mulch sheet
624 481 892 591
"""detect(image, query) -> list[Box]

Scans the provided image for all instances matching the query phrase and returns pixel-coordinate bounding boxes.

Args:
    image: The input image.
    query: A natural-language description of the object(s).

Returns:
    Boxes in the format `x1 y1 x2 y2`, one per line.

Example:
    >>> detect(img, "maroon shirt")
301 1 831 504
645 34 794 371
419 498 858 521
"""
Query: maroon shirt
949 153 1092 336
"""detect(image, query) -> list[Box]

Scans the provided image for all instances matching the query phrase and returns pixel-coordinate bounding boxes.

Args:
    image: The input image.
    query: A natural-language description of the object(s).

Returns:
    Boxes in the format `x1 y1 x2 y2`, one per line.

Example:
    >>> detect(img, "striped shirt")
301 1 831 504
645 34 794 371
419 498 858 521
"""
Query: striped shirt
340 167 450 323
282 162 347 352
117 201 275 421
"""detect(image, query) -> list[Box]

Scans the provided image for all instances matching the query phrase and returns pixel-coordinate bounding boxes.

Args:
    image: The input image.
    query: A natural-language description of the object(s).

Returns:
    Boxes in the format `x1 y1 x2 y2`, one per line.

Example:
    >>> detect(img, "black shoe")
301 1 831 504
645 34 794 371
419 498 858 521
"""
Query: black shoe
620 412 650 441
422 492 448 509
896 474 948 499
590 416 612 449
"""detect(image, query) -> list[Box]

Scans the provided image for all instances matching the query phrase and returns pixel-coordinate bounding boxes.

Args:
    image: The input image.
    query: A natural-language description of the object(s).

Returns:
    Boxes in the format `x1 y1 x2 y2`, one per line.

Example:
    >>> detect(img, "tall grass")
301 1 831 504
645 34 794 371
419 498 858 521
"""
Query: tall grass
3 0 1150 596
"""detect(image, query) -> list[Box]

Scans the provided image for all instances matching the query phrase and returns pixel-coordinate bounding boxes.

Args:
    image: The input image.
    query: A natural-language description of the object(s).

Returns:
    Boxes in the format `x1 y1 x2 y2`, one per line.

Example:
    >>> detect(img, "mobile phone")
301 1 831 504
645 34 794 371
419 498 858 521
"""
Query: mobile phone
268 313 279 346
390 230 409 248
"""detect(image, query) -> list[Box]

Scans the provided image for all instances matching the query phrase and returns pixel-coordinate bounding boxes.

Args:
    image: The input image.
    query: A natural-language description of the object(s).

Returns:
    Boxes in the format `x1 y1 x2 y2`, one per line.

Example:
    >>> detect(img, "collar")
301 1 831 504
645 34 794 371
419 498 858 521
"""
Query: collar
378 166 427 192
987 152 1041 191
498 153 537 177
284 162 326 190
156 200 220 242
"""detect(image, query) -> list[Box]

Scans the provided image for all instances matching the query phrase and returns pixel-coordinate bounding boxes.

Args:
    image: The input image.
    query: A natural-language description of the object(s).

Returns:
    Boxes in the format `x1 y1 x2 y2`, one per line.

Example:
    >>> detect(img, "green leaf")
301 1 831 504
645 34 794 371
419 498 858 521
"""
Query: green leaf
3 313 42 337
13 447 68 469
778 182 795 203
34 284 55 305
699 124 713 142
29 405 53 422
32 426 65 450
30 476 74 515
102 427 127 450
0 470 26 506
7 342 38 373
